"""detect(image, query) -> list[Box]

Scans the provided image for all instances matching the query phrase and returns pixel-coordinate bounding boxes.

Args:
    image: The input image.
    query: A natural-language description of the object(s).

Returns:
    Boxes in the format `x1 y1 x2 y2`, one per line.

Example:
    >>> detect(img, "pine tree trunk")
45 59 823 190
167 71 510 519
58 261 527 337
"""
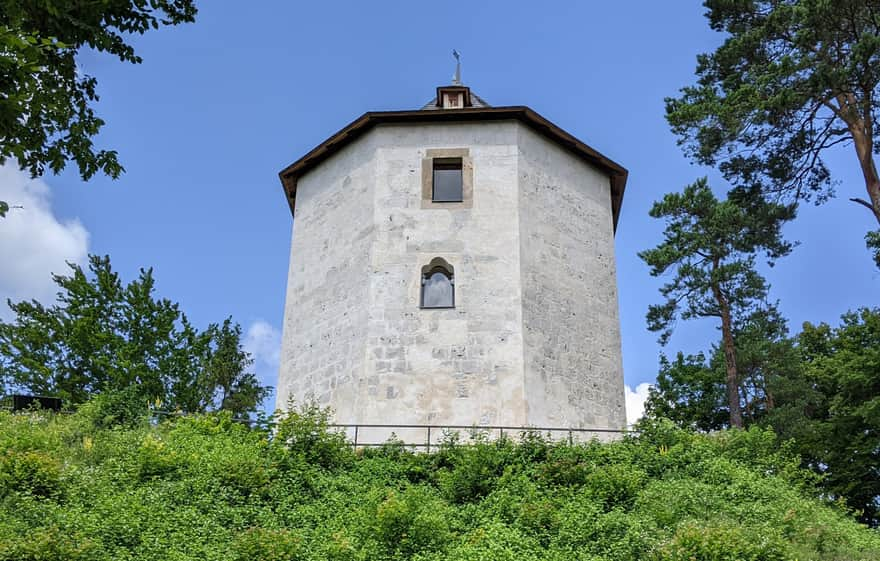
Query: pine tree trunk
851 123 880 224
711 279 743 428
863 177 880 225
720 307 744 428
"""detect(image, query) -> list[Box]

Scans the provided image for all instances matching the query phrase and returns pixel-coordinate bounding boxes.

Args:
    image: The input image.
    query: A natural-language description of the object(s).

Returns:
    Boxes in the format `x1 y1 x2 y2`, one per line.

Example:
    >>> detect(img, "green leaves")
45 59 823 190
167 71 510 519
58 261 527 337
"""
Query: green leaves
646 307 880 525
645 352 729 432
641 177 795 428
639 177 795 345
0 254 270 417
790 308 880 524
2 409 879 561
866 229 880 267
0 1 196 181
668 0 880 264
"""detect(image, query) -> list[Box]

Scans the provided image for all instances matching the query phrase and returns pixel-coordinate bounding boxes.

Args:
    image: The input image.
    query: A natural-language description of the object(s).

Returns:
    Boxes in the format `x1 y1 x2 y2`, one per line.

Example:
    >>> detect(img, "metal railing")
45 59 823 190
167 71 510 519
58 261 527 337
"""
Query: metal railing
146 410 631 449
330 423 629 452
2 404 632 450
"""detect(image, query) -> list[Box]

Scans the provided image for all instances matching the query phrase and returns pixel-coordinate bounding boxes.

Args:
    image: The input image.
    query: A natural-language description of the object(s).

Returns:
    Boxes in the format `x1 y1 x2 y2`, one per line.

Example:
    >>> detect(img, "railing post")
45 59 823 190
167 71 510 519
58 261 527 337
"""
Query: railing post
568 430 573 446
354 425 358 449
499 427 504 441
426 426 431 454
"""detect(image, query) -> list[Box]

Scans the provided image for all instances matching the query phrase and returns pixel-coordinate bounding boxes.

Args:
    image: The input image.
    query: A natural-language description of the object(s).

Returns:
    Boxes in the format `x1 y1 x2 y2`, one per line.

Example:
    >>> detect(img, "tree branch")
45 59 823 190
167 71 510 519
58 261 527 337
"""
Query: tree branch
849 197 876 212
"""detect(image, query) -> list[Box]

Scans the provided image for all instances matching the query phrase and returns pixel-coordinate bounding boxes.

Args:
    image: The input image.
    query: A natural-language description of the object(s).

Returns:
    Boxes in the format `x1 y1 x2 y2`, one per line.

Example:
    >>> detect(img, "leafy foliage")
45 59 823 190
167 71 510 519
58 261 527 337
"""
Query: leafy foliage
867 229 880 268
640 178 795 426
647 307 799 431
0 254 270 416
787 308 880 525
640 179 794 345
274 400 353 469
656 521 788 561
0 449 62 499
0 406 877 561
646 307 880 526
0 0 196 182
666 0 880 262
645 352 729 432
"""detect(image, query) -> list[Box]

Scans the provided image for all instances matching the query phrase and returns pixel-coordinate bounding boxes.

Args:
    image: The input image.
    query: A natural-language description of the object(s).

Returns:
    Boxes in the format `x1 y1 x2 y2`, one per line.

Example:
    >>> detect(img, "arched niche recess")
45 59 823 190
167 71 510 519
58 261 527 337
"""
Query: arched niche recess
420 258 454 308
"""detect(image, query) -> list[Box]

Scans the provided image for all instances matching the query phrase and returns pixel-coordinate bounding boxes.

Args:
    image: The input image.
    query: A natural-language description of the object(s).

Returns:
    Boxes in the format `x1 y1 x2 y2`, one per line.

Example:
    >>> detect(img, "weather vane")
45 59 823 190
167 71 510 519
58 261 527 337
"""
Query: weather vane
452 49 461 85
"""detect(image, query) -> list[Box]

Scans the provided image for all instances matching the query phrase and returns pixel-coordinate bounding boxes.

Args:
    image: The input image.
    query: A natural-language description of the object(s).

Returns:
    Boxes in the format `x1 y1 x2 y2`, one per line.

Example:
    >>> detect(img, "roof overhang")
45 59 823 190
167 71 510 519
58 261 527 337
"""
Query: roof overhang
278 106 628 231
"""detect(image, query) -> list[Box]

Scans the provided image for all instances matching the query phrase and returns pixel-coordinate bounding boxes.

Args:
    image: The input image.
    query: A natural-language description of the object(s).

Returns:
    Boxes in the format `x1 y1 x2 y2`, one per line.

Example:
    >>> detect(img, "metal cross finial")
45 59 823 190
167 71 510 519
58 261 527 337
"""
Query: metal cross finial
452 49 461 85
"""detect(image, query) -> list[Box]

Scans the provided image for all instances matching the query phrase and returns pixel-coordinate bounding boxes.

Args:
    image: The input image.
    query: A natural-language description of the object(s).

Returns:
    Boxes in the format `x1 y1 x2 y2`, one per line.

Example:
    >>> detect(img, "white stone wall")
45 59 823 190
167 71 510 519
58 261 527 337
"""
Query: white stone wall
361 123 526 429
277 120 625 433
517 125 626 430
276 135 376 412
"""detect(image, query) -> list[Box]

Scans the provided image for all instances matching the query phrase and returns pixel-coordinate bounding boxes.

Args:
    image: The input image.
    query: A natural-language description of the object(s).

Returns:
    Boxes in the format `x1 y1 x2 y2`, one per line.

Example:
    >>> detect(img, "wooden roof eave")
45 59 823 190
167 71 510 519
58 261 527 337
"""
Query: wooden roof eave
279 106 628 230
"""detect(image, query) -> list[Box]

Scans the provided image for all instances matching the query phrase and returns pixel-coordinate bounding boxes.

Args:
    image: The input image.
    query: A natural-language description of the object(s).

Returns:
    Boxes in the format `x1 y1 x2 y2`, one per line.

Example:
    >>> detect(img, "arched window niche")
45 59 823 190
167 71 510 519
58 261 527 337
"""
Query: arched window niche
420 258 455 309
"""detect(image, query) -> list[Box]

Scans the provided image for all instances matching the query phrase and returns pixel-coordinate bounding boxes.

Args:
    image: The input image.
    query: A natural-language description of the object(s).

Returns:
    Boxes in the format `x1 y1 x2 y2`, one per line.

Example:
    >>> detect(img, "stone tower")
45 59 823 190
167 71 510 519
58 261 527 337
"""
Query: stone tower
276 82 628 433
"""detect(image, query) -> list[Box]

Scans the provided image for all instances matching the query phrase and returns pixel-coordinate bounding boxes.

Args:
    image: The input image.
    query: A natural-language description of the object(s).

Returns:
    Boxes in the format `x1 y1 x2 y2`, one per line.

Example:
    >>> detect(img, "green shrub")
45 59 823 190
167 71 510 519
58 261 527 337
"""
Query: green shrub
516 497 559 545
274 401 353 469
0 450 63 499
136 433 180 479
432 521 542 561
479 472 560 546
656 521 789 561
230 527 305 561
0 527 100 561
78 386 150 429
511 429 553 464
712 425 814 488
554 500 656 561
371 486 453 558
0 404 878 561
215 454 272 497
584 463 647 511
553 491 604 550
438 434 516 503
318 529 362 561
537 446 592 487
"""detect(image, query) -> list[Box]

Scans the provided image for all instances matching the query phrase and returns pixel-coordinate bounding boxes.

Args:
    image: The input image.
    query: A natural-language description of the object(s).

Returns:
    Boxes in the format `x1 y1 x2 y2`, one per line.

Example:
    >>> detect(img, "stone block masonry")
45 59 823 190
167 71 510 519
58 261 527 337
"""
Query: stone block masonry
277 120 625 431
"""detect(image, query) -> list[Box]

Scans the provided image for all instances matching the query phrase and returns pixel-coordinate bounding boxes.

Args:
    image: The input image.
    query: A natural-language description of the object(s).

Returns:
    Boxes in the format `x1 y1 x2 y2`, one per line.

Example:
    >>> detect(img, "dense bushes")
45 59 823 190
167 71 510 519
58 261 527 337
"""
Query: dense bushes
0 406 877 561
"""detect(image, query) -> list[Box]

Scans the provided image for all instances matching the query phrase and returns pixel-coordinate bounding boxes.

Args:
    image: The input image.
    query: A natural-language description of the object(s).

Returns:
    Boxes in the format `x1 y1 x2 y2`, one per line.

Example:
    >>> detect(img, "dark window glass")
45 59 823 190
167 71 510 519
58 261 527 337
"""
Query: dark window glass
421 270 454 308
432 159 463 202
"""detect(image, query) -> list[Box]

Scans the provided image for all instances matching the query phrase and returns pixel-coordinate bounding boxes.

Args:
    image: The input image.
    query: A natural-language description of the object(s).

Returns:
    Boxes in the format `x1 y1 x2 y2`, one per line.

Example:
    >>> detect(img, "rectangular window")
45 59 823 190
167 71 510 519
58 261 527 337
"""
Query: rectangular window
432 158 463 202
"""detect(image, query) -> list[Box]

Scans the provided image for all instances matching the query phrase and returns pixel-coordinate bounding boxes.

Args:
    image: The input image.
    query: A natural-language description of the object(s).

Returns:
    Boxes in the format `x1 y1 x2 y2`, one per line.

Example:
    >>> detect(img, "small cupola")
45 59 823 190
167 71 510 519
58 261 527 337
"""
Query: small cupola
436 85 472 109
437 50 470 109
420 51 491 111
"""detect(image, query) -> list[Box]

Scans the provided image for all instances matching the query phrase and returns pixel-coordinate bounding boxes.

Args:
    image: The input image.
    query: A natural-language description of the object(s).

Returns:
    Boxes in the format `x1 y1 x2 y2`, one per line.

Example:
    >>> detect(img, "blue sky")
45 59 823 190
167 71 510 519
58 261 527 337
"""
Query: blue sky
1 1 877 420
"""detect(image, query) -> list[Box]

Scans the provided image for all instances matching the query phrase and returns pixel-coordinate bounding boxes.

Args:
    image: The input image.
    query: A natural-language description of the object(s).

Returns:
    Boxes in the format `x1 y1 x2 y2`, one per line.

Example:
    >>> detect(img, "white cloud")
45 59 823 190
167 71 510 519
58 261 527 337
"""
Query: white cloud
0 163 89 319
625 382 653 427
244 320 282 409
244 320 281 368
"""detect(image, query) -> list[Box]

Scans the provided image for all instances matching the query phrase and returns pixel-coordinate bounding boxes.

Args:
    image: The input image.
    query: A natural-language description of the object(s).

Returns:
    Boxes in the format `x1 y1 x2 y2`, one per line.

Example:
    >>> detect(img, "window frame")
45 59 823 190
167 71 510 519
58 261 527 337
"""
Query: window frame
431 158 464 203
420 262 455 309
421 148 473 209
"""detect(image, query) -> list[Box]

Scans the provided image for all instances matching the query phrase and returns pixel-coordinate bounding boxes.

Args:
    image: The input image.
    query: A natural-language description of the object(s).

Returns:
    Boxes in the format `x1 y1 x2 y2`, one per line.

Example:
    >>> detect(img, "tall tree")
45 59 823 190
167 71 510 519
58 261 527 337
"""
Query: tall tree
0 1 197 212
171 318 271 415
0 255 270 417
645 351 729 432
666 0 880 264
644 307 880 525
786 308 880 525
640 178 794 427
645 306 797 431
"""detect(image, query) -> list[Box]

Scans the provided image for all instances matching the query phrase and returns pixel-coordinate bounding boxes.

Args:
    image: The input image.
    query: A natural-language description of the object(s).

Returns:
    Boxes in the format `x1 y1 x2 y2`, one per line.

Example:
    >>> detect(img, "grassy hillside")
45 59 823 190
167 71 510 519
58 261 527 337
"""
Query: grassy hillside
1 403 878 561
